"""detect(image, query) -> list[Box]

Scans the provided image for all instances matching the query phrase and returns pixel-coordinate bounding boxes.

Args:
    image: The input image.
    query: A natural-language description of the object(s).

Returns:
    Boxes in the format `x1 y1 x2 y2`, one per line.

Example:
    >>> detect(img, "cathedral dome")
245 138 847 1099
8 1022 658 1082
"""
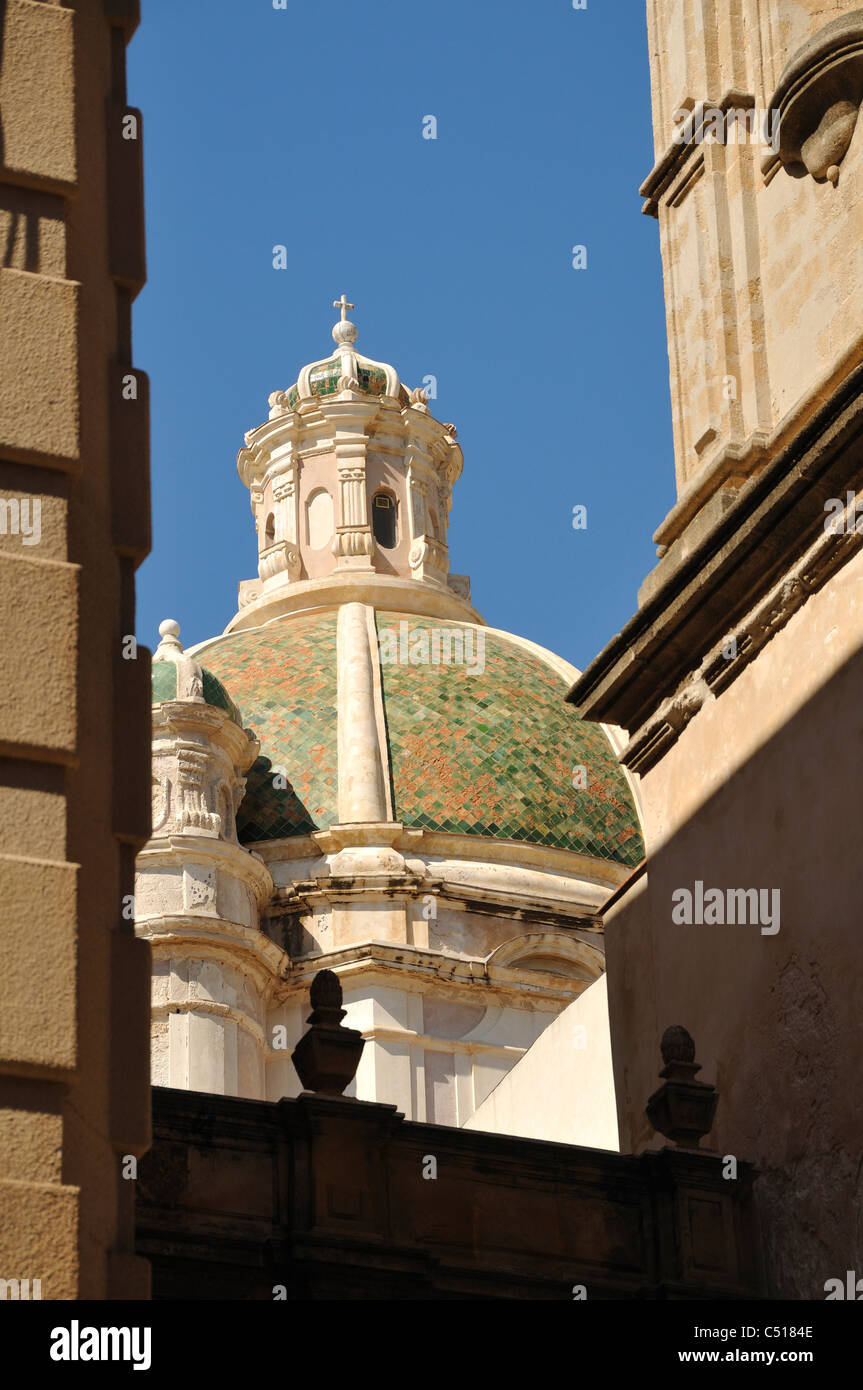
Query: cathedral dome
191 609 644 866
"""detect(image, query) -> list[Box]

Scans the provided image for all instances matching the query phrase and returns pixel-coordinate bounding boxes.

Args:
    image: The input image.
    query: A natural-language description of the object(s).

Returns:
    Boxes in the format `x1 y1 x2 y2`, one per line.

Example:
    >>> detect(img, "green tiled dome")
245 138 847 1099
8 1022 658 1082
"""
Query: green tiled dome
151 660 242 726
194 613 339 842
376 612 643 866
192 610 643 867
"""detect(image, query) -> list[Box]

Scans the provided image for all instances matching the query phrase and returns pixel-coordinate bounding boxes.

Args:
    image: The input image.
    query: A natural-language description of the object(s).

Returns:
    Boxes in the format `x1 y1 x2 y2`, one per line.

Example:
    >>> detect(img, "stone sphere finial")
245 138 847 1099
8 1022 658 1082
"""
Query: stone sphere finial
332 293 358 349
332 317 358 348
660 1024 696 1066
153 618 184 664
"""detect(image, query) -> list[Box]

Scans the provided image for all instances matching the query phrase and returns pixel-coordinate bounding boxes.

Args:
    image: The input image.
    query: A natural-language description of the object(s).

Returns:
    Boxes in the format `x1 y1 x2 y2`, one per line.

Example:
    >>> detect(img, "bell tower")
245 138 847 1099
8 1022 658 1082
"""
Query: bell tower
640 2 863 595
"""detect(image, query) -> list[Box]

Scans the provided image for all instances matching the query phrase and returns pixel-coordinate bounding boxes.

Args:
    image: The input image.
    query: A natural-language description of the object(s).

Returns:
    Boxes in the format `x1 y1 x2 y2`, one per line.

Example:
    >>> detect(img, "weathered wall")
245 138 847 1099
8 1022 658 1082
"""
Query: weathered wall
0 0 152 1299
138 1086 762 1300
606 549 863 1297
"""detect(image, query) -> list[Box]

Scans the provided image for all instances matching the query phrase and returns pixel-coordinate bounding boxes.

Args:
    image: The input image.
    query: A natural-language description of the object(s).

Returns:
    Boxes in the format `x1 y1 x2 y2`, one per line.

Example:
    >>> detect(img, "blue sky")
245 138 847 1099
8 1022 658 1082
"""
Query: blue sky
129 0 674 671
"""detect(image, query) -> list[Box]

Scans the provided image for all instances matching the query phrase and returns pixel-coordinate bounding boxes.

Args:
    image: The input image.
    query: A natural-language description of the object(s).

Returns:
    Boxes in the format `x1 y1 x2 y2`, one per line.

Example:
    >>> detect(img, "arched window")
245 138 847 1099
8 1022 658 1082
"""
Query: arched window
372 491 397 549
264 512 275 547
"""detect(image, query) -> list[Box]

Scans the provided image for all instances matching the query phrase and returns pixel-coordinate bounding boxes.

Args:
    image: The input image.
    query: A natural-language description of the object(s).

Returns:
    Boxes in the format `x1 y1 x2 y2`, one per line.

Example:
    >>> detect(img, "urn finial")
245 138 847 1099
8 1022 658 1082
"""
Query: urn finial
646 1026 718 1148
291 968 365 1097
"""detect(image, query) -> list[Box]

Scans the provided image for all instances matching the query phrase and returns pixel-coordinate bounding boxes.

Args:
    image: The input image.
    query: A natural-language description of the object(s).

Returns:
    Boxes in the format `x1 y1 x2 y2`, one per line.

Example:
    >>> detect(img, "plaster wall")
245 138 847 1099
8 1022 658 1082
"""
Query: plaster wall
464 973 620 1150
606 550 863 1296
264 979 555 1123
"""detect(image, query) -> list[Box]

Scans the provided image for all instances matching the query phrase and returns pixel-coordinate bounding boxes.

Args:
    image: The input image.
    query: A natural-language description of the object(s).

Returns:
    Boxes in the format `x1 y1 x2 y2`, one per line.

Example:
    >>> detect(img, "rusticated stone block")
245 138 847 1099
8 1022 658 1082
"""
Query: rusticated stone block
0 854 77 1074
0 270 79 467
112 645 153 843
0 1177 78 1300
0 1 76 190
106 105 146 292
0 552 77 756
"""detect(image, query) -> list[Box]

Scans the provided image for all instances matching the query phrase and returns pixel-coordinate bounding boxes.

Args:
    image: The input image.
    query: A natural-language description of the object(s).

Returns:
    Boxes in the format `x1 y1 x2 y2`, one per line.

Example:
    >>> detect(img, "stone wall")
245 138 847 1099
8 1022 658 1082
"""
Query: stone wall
137 1086 762 1300
0 0 152 1300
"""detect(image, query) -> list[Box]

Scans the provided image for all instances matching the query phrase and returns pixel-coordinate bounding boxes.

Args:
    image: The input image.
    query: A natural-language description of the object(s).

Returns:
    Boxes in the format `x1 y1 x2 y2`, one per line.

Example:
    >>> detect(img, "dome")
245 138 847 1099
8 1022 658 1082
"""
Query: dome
193 609 644 865
266 296 412 417
151 658 242 726
282 355 410 412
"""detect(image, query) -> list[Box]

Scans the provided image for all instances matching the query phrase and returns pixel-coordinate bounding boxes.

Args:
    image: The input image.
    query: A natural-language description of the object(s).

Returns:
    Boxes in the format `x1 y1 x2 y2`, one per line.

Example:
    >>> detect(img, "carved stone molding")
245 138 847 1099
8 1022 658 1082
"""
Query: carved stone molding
258 539 302 584
621 501 863 774
237 577 262 610
769 10 863 183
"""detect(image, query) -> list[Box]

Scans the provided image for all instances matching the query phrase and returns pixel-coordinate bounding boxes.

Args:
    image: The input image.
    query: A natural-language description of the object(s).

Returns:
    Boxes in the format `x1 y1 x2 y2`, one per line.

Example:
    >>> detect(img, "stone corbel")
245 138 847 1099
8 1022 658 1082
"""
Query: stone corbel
258 538 302 584
768 10 863 183
408 535 449 584
238 577 262 609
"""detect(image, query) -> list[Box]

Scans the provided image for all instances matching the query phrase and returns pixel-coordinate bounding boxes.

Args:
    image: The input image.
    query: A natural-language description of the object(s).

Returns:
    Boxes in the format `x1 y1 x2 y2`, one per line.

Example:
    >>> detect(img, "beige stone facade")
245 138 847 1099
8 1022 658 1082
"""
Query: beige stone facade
0 1 151 1300
569 0 863 1297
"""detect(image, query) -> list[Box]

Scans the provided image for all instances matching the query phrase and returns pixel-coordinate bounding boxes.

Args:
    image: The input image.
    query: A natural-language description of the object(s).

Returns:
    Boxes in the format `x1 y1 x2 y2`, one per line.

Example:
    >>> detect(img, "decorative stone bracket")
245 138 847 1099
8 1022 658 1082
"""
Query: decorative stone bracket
769 10 863 183
259 539 301 585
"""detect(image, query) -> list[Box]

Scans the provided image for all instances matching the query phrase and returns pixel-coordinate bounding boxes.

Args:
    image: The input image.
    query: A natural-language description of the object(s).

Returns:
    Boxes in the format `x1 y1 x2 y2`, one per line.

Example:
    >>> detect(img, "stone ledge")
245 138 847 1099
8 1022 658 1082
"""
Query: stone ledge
567 358 863 745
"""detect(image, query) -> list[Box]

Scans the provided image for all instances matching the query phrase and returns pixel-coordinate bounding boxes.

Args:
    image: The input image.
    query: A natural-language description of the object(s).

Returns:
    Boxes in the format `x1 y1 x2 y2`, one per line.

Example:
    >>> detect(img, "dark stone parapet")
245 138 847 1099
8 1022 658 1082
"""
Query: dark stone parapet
137 1084 762 1301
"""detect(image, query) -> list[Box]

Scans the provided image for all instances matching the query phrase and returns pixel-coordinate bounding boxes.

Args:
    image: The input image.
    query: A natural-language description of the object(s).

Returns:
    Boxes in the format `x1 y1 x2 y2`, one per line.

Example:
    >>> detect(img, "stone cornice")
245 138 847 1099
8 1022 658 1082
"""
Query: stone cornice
152 700 257 770
218 573 483 634
622 508 862 774
272 939 596 1010
258 822 629 890
138 834 274 902
567 359 863 758
640 91 756 218
138 912 289 985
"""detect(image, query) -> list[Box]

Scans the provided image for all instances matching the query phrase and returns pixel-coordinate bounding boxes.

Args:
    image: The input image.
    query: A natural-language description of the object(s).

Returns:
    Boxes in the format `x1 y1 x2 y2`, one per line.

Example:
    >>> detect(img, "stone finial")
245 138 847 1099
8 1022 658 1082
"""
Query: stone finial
309 968 345 1018
332 292 358 347
291 969 365 1097
660 1023 696 1066
646 1026 718 1148
153 618 184 663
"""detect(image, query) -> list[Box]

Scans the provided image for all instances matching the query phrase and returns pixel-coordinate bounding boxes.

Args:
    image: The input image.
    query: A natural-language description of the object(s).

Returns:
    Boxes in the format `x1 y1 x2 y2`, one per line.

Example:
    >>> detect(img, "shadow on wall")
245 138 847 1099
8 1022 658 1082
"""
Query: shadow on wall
605 640 863 1298
0 2 43 273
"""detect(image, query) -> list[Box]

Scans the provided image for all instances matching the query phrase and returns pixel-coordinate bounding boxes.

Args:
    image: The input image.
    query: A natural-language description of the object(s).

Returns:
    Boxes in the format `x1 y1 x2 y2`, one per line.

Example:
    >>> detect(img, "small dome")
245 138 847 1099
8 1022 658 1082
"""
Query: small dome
271 297 411 414
150 620 243 725
150 660 242 725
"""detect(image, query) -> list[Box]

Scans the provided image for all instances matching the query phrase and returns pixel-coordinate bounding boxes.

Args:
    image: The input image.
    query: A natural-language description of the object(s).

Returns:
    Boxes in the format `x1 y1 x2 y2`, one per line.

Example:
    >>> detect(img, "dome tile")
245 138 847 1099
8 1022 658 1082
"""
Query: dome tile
375 612 643 866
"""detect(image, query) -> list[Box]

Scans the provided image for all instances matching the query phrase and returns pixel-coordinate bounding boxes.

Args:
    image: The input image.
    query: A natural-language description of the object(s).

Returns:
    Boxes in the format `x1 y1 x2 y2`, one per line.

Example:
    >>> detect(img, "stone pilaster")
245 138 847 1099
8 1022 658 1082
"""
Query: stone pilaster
336 602 389 823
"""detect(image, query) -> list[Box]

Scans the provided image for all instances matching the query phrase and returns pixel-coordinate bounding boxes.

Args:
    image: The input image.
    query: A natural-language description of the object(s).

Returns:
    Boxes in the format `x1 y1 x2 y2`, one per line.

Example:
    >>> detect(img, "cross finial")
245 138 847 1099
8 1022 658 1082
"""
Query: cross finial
333 293 355 321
